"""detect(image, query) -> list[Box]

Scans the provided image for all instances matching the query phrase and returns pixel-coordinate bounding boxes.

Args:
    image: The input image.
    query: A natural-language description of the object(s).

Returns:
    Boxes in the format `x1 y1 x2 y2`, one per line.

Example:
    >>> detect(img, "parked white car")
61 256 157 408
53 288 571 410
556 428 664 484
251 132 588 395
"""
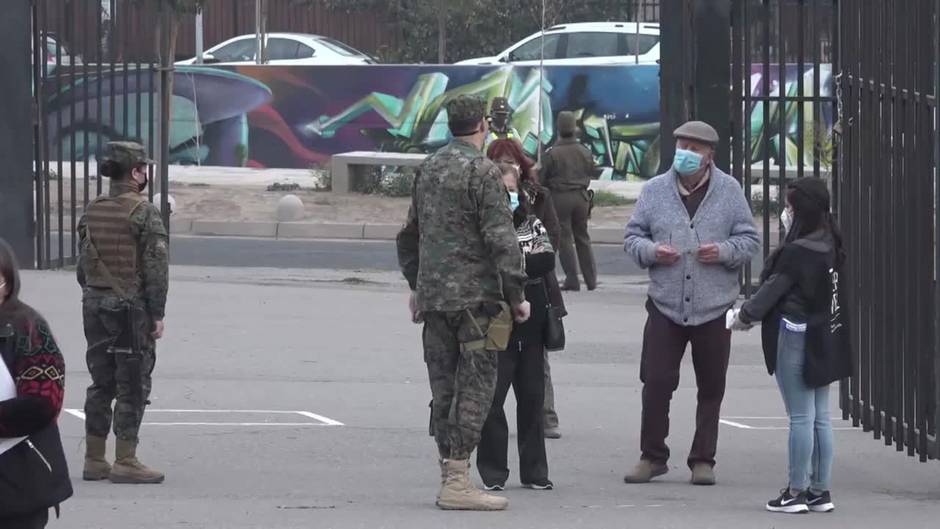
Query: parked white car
456 22 660 66
176 33 376 66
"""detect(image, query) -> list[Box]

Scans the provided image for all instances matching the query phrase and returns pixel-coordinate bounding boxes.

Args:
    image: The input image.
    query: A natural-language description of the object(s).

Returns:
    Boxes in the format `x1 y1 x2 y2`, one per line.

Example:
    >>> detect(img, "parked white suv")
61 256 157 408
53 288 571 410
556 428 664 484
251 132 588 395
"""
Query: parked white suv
177 33 376 66
456 22 660 66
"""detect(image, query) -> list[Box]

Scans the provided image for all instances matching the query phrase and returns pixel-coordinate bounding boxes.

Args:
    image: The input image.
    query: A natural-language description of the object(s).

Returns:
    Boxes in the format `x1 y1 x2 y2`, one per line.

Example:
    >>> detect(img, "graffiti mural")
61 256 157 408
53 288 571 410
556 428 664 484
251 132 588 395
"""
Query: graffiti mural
41 63 832 180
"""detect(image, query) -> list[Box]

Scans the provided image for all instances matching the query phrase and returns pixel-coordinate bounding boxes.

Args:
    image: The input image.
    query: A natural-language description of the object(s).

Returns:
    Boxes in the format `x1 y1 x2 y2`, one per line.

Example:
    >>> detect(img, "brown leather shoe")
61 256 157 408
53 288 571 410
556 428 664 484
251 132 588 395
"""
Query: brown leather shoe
623 459 668 483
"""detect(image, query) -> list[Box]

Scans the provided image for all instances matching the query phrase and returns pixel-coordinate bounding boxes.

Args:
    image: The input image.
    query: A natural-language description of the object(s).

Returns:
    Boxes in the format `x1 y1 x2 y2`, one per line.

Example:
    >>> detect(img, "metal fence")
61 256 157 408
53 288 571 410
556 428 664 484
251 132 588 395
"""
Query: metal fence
730 0 837 288
32 0 167 269
836 0 939 461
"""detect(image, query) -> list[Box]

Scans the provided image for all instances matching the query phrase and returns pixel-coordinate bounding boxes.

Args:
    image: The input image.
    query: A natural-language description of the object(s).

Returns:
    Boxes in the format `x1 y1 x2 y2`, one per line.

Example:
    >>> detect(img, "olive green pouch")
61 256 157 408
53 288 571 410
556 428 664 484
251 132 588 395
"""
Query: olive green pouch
483 301 513 352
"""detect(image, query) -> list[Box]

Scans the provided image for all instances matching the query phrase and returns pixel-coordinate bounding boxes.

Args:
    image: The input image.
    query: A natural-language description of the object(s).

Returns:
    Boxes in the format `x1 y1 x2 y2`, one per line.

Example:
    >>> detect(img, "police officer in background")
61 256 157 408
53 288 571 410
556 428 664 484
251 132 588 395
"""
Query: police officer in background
541 111 598 291
77 142 169 485
398 95 530 511
484 96 521 151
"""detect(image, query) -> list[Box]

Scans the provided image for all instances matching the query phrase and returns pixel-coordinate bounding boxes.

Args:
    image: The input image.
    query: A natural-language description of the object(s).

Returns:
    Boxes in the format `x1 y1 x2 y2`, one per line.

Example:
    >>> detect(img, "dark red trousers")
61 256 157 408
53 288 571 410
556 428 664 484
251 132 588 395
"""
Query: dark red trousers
639 299 731 469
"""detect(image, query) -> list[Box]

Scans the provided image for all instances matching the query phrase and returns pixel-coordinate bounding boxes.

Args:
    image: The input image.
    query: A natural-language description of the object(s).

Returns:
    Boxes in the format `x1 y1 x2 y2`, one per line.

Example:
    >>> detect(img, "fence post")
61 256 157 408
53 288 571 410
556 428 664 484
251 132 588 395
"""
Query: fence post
658 0 690 173
692 0 732 171
934 0 940 461
0 0 36 267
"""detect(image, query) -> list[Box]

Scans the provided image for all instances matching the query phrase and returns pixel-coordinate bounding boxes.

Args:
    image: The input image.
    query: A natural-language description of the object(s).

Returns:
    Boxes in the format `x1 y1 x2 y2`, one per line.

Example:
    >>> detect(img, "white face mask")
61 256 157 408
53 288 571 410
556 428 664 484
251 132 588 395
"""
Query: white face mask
0 279 7 306
781 208 794 233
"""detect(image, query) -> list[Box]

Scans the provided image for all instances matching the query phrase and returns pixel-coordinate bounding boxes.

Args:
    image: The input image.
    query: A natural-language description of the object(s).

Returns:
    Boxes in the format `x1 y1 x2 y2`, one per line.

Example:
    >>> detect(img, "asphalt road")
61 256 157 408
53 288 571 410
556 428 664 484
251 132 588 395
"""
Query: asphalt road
20 266 940 529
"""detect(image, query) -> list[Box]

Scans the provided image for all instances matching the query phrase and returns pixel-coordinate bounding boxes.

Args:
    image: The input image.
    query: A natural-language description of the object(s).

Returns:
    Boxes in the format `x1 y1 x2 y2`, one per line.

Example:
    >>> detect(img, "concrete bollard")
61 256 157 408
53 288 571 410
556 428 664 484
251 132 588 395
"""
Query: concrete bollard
276 194 305 222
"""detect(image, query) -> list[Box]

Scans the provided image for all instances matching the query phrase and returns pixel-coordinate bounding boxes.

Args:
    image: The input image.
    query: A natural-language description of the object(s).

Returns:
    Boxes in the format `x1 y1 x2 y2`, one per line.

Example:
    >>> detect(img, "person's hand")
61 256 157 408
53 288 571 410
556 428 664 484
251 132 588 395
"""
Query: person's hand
512 301 531 323
655 244 680 265
697 243 721 264
409 292 423 324
730 313 753 332
151 319 165 340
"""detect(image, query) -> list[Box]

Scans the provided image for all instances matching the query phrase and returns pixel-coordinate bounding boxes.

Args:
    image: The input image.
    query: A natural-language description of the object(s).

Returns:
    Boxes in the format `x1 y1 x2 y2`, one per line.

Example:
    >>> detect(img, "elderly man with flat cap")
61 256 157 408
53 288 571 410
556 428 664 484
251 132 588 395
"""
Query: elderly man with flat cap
623 121 759 486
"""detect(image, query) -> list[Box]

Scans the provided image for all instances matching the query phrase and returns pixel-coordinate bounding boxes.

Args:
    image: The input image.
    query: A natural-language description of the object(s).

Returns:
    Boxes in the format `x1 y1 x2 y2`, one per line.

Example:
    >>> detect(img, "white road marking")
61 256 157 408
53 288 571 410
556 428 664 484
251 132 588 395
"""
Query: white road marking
719 419 754 429
62 408 343 427
64 409 86 420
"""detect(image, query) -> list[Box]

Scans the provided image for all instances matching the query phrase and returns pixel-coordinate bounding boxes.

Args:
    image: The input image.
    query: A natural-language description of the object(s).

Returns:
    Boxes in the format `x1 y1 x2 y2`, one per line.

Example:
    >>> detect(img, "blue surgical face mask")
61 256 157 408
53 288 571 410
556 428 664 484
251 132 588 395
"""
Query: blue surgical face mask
508 191 520 212
673 148 704 176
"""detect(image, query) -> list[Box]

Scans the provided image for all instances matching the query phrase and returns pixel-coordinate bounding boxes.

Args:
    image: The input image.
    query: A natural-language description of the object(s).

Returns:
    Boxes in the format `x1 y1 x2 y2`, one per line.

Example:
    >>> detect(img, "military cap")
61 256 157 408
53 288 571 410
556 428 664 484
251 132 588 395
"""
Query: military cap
673 121 720 145
447 95 486 134
490 97 511 114
101 141 154 171
557 111 578 135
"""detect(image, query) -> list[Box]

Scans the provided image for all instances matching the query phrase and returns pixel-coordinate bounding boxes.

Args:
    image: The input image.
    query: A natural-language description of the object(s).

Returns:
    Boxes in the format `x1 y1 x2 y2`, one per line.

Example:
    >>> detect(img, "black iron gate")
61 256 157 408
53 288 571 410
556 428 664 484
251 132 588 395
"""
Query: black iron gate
836 0 939 461
721 0 938 461
31 0 169 270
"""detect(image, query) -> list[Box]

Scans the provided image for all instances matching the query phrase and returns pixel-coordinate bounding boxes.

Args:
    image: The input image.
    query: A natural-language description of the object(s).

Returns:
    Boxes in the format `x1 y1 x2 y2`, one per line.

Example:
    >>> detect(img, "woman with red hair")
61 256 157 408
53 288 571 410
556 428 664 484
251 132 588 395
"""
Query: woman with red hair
487 139 566 440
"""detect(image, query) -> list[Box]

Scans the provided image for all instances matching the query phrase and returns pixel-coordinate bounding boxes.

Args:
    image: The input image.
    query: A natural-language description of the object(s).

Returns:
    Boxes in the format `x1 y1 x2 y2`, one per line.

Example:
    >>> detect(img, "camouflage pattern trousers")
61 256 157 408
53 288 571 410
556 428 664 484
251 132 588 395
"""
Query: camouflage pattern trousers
423 307 499 460
82 295 155 442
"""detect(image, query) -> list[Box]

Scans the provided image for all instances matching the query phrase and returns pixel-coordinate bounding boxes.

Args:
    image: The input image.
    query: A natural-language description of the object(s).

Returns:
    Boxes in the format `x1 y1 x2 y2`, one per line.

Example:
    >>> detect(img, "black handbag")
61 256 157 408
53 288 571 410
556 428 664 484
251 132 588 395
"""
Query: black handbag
544 305 566 351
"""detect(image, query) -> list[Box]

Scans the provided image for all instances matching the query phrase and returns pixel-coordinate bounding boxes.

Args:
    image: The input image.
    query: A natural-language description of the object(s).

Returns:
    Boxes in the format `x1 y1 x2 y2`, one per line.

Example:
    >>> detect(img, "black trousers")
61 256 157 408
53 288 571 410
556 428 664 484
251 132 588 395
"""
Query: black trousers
639 299 732 469
0 509 49 529
476 338 549 486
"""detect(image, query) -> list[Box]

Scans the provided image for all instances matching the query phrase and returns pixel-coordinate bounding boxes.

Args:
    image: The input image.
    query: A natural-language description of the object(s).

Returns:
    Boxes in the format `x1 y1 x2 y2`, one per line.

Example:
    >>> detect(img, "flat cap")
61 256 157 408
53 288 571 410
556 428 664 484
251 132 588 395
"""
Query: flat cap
101 141 154 169
447 95 486 132
490 97 510 114
557 111 578 135
673 120 719 145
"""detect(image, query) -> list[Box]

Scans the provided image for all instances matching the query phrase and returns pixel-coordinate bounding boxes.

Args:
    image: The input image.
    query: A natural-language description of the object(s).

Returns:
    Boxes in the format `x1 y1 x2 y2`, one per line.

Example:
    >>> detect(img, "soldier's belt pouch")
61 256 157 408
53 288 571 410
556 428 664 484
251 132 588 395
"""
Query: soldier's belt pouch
484 302 512 352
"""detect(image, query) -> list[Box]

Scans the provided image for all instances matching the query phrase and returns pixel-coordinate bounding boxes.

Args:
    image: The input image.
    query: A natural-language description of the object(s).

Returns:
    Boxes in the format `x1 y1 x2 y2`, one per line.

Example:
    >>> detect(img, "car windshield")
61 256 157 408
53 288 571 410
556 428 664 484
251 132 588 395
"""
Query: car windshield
317 38 366 57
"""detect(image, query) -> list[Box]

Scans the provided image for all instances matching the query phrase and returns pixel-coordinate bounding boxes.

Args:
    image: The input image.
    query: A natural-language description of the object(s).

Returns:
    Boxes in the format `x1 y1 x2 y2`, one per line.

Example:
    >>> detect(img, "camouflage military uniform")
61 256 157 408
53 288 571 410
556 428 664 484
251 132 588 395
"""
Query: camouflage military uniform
397 97 527 461
77 143 168 444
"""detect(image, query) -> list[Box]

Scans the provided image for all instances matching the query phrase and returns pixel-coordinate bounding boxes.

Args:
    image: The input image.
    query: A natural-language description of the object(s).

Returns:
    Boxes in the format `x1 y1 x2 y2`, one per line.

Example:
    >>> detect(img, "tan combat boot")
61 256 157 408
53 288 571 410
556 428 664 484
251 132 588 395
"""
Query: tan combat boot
109 439 165 484
436 458 447 500
436 459 508 511
82 435 111 481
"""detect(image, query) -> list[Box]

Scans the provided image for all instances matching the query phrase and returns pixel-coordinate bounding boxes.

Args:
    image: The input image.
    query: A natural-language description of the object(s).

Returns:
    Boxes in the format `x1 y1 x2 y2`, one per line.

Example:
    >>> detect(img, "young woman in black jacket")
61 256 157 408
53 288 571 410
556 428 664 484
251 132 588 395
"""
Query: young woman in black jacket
0 239 73 528
731 178 849 514
476 163 555 491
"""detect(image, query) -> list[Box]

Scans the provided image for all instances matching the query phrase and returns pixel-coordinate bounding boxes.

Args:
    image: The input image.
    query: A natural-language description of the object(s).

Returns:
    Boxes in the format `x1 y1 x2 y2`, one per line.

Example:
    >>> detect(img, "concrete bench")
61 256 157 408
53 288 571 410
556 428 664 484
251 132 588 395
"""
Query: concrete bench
331 151 427 193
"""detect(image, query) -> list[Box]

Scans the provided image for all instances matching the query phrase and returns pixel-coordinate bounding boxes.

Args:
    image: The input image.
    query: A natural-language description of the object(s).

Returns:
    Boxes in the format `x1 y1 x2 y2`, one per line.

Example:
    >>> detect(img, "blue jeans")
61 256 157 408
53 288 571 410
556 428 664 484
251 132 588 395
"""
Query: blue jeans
775 320 834 492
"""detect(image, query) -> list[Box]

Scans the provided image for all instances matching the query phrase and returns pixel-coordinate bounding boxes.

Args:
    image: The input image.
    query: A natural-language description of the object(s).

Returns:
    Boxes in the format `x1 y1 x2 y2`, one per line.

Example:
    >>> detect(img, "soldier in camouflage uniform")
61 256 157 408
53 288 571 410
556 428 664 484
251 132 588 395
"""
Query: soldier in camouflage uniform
77 142 169 484
484 97 522 152
397 95 531 511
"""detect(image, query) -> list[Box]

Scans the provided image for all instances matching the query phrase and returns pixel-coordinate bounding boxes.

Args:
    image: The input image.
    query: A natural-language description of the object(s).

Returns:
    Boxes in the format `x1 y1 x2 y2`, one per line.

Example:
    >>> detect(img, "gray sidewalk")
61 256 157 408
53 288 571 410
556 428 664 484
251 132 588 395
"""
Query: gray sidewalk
20 266 939 529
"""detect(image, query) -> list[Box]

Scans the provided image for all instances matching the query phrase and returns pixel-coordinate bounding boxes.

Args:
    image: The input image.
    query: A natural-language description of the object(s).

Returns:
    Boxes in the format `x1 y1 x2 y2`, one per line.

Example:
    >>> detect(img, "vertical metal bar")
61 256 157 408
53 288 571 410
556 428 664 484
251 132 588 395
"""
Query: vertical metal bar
934 0 940 463
744 0 754 290
32 0 46 269
109 0 117 151
889 0 905 452
67 0 77 262
83 0 91 209
54 4 64 269
96 0 104 196
762 0 771 259
903 0 917 456
123 38 130 144
776 0 786 244
812 0 821 178
136 17 142 145
797 0 805 179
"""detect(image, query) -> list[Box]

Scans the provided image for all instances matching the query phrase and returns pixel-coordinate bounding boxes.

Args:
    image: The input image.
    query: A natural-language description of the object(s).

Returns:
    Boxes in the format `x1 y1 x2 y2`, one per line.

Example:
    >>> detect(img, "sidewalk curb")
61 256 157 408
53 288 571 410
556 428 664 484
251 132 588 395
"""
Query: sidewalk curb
172 218 625 244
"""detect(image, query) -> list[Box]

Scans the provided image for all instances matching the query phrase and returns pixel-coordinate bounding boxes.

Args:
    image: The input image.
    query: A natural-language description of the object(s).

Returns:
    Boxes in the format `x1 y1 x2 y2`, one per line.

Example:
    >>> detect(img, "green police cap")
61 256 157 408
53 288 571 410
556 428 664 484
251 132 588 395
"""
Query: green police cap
447 95 486 135
557 111 578 135
490 97 510 114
